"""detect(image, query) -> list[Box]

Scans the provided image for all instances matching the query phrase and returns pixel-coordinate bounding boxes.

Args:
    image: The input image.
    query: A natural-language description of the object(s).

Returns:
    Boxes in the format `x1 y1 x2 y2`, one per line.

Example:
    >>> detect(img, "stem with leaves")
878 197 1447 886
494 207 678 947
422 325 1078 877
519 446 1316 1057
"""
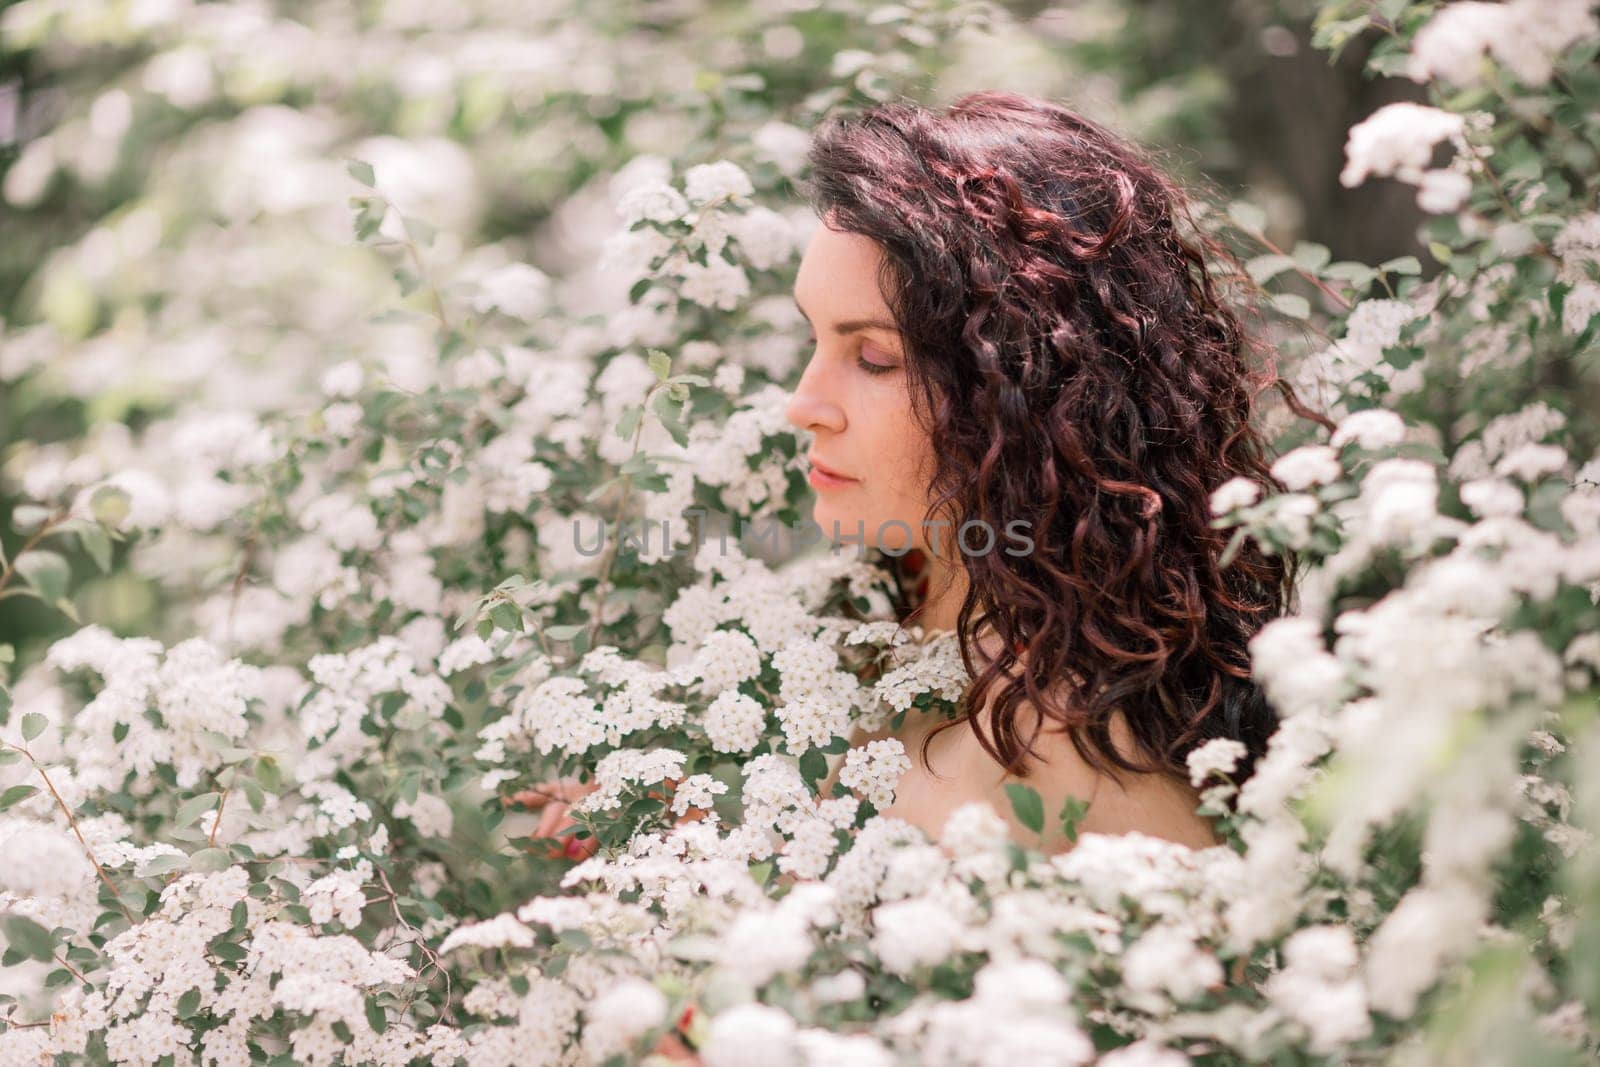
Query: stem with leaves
3 739 137 926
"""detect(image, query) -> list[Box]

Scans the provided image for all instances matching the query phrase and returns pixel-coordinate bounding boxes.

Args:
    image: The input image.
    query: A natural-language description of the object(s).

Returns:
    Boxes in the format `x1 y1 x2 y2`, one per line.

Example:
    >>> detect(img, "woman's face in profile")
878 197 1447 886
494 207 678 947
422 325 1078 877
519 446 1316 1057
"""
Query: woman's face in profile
784 218 938 556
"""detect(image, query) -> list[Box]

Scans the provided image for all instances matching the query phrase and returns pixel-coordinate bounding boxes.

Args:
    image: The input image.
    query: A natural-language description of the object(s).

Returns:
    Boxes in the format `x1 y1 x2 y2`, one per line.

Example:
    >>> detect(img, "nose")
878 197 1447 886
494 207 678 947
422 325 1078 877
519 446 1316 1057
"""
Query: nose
784 346 847 435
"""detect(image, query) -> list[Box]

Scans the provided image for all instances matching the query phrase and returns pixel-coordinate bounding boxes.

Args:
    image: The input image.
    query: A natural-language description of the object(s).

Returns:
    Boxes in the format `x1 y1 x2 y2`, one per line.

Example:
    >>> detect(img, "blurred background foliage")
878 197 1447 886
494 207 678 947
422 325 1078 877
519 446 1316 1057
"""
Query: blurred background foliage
0 0 1425 665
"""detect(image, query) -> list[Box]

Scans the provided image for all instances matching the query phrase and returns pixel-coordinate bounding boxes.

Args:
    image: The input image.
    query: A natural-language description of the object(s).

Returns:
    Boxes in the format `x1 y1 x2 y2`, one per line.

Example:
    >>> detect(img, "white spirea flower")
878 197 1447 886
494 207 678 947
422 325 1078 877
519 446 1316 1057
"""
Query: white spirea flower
1416 167 1473 214
678 255 751 311
1271 445 1343 490
1340 103 1466 189
1364 880 1489 1018
688 627 763 695
1496 442 1567 481
1331 409 1405 450
393 793 454 839
471 262 550 321
1264 925 1371 1053
1360 458 1439 544
716 905 818 987
438 914 537 954
1561 279 1600 334
1459 477 1524 518
1121 923 1224 1004
839 738 912 810
669 773 728 817
586 976 667 1041
1186 737 1249 788
808 969 866 1004
973 958 1070 1012
701 1002 799 1067
616 181 689 225
683 160 754 205
704 690 768 753
1209 476 1261 515
320 359 364 398
303 869 367 929
1407 0 1599 87
1098 1041 1192 1067
751 120 812 177
70 468 172 532
871 895 964 976
729 206 797 271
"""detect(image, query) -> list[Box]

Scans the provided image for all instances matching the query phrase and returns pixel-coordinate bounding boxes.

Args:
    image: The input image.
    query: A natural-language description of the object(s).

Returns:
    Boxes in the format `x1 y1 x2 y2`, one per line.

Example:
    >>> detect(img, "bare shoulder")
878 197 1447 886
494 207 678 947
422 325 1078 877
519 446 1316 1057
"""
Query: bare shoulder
979 701 1221 854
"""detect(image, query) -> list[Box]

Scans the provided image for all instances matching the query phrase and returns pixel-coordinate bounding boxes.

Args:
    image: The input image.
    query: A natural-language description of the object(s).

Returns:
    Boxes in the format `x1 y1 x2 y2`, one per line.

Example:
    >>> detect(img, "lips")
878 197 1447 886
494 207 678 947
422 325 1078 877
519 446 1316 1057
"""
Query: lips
808 456 857 482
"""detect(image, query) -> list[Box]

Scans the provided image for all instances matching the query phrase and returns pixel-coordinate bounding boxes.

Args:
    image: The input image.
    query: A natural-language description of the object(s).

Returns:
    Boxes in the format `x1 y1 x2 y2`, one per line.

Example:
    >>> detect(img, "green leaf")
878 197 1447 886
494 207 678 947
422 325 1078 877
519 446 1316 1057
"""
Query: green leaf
651 390 689 449
799 746 829 788
544 623 586 641
1227 201 1266 234
366 995 388 1034
257 755 283 793
1003 782 1044 835
0 914 56 963
14 551 69 605
21 712 46 742
175 792 221 828
77 524 113 573
1245 254 1296 285
648 349 672 381
346 159 376 187
1291 241 1331 273
191 848 232 873
88 485 131 530
1322 261 1375 289
210 937 247 963
10 505 52 533
1428 241 1454 264
0 784 39 810
140 853 189 877
488 602 523 634
1269 293 1311 320
177 988 201 1019
1379 255 1422 276
615 406 643 442
1059 794 1090 843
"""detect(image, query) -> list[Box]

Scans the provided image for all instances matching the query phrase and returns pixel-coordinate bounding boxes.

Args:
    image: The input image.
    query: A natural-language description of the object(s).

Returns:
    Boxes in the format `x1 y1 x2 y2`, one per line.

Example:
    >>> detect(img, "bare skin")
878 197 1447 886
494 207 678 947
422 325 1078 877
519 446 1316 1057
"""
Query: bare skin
820 693 1220 858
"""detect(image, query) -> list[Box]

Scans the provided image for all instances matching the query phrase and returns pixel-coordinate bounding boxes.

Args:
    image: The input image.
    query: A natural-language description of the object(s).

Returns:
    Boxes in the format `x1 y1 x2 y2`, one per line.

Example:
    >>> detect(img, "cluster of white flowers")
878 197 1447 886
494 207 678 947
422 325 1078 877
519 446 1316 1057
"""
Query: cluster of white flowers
38 626 264 792
3 0 1599 1062
1339 102 1474 213
838 738 912 810
1406 0 1599 88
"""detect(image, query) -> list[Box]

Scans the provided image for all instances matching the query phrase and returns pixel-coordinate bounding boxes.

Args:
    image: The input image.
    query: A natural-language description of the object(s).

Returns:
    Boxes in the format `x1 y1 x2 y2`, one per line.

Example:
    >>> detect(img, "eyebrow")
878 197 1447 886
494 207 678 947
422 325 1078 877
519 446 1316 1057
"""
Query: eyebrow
793 295 899 335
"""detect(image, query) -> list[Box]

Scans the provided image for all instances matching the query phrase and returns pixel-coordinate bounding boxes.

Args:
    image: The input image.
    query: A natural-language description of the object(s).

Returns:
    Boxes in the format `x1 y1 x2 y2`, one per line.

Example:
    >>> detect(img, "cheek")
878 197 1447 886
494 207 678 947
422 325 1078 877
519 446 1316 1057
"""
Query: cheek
871 400 934 506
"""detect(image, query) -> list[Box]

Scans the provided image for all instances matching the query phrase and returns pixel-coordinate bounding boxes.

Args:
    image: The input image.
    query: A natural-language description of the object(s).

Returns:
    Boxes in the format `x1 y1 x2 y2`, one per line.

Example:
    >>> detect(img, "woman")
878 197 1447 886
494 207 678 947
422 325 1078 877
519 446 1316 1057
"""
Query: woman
526 89 1308 860
791 89 1312 855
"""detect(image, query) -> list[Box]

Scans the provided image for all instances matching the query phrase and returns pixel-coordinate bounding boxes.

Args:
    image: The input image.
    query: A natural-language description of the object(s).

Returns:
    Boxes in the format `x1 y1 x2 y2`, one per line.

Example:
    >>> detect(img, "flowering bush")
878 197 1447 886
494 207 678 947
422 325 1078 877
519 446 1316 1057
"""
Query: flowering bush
1 0 1598 1064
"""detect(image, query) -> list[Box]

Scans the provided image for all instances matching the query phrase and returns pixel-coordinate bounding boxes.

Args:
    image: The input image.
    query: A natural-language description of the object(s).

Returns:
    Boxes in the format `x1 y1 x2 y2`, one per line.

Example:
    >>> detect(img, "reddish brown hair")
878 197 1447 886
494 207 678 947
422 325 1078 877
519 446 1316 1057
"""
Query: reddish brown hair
802 90 1321 792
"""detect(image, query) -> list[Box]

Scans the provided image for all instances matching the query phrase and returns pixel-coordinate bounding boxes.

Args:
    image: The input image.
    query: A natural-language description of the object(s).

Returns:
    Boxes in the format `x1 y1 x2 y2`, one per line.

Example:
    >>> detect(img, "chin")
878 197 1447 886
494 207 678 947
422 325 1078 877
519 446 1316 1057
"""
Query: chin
811 501 872 553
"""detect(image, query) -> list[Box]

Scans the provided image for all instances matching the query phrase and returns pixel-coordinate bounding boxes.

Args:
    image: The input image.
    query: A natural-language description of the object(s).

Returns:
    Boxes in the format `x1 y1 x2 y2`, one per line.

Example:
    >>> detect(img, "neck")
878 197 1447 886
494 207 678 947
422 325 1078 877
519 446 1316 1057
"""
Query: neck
901 551 1007 663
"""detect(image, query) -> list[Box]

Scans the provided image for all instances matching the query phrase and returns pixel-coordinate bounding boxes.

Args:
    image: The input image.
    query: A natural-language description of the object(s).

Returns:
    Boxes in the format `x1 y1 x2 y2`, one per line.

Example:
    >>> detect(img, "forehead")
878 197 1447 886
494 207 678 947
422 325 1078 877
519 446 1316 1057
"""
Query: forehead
793 222 893 312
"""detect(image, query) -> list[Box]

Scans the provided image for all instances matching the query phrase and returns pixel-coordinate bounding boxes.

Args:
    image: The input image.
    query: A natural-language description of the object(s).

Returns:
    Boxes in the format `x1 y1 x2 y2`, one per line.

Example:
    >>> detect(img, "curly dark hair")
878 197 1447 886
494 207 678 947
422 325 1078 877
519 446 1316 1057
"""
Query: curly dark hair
801 89 1326 795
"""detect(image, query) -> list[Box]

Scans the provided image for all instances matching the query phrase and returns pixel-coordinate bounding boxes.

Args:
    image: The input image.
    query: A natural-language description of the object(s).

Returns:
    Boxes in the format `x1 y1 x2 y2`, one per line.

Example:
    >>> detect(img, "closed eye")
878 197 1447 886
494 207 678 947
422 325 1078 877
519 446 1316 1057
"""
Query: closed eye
806 332 899 376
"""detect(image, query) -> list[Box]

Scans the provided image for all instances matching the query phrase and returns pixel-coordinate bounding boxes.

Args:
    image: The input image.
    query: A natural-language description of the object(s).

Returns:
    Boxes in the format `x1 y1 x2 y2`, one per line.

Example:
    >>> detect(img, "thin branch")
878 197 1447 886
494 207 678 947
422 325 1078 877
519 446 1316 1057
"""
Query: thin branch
7 742 137 925
52 951 89 986
0 507 70 598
